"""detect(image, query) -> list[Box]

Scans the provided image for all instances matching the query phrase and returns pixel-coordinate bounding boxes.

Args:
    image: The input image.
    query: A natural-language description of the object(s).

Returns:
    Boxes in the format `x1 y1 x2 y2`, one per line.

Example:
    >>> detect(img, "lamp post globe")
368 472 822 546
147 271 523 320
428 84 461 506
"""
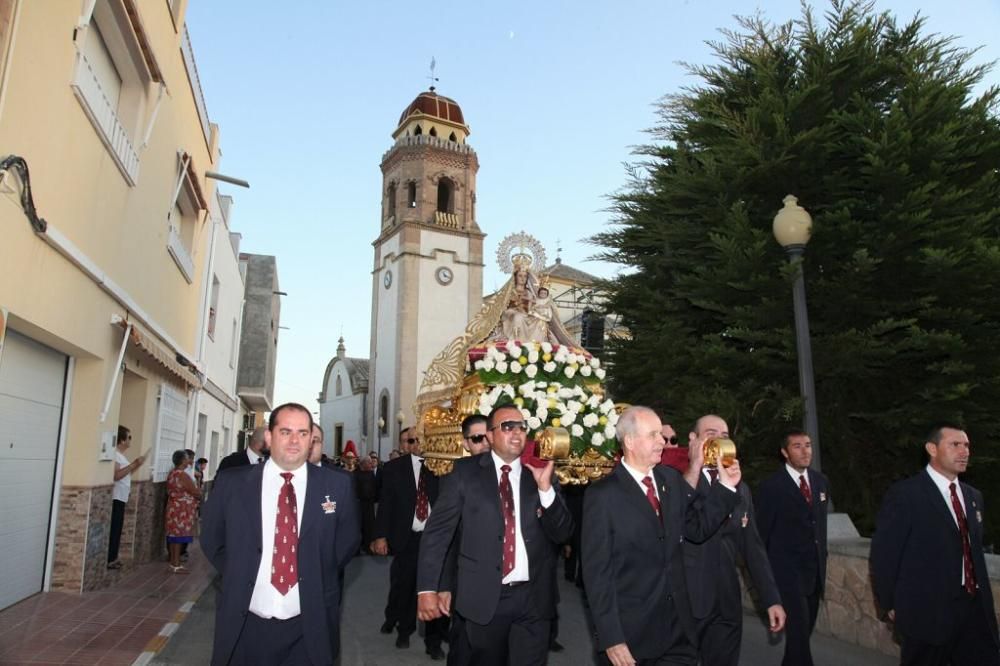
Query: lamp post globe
773 195 822 472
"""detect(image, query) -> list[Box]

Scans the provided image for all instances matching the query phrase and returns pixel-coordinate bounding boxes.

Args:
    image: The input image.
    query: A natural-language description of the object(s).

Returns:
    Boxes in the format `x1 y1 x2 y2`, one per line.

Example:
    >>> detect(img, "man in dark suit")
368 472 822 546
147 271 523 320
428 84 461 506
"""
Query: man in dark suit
582 406 741 666
756 429 829 666
871 424 999 665
201 403 359 666
682 415 784 666
416 404 574 666
215 426 268 475
371 426 448 659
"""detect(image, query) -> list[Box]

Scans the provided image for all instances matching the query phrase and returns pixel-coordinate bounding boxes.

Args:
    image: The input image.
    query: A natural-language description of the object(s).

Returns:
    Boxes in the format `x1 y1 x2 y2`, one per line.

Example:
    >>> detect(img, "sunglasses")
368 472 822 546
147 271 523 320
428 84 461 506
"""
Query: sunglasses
494 420 528 433
466 434 488 444
664 436 679 445
405 437 419 444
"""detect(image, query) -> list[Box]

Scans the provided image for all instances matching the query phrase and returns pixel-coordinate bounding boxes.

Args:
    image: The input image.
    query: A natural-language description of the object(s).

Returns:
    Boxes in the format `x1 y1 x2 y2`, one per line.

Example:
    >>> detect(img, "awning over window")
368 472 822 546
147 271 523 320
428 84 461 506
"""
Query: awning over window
114 317 202 388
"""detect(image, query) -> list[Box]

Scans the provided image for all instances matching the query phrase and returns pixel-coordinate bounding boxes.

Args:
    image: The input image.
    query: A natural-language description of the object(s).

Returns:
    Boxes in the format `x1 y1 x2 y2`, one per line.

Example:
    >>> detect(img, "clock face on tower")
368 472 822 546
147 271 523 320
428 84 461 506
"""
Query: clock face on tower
435 266 454 286
383 270 392 289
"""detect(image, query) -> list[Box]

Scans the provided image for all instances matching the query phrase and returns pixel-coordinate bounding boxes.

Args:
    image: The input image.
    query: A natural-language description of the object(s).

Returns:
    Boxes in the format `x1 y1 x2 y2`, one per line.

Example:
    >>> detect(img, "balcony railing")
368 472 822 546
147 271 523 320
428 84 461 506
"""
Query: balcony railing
70 49 140 185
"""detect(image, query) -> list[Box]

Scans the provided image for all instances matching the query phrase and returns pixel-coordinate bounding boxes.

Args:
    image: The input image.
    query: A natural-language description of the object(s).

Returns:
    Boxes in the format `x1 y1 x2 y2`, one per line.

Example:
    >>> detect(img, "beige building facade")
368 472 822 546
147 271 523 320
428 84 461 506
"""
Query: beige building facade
0 0 232 605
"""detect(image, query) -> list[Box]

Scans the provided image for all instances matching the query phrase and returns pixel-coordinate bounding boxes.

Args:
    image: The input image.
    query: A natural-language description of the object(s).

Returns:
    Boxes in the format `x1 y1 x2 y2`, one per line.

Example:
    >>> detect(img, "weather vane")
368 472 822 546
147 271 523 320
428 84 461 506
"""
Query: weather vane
427 57 439 91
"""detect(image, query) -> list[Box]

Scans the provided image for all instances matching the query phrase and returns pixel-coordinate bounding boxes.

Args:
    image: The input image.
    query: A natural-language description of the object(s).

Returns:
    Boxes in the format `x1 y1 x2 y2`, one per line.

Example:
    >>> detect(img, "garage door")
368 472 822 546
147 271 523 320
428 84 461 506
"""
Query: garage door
0 330 68 610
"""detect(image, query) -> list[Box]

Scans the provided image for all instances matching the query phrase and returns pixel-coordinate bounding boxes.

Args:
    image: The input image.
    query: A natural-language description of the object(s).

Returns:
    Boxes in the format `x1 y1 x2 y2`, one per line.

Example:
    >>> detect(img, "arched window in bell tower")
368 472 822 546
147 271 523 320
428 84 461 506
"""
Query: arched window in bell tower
437 177 454 214
414 125 423 136
429 127 438 137
448 132 457 143
386 183 397 222
407 182 417 208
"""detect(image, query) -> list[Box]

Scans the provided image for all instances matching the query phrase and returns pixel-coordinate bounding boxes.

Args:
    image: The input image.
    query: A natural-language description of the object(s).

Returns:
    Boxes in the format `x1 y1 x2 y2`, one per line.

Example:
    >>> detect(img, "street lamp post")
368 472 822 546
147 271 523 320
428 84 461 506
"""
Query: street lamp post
772 195 822 472
396 409 406 442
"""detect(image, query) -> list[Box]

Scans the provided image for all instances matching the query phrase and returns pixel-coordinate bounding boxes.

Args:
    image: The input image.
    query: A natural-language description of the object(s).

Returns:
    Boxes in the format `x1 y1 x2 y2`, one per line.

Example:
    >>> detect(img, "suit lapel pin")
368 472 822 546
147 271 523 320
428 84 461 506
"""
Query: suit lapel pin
741 512 749 528
977 510 983 524
661 484 667 493
819 492 827 502
536 507 544 518
321 495 337 514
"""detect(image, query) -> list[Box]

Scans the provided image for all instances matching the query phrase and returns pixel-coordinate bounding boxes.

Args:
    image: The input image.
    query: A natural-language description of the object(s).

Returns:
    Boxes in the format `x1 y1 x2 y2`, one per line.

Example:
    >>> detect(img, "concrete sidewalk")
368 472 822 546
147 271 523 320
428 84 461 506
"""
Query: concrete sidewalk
151 554 897 666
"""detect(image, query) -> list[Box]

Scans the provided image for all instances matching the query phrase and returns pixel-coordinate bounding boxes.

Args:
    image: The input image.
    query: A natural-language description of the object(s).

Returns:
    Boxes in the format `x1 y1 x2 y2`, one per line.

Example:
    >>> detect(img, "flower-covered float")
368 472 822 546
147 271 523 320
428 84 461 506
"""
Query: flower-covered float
415 233 619 484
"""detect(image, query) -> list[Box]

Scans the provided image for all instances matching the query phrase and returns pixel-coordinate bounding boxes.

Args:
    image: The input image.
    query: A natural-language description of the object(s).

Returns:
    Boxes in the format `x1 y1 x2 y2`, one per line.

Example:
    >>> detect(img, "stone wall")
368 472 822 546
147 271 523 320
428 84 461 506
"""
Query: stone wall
742 537 1000 657
49 481 169 594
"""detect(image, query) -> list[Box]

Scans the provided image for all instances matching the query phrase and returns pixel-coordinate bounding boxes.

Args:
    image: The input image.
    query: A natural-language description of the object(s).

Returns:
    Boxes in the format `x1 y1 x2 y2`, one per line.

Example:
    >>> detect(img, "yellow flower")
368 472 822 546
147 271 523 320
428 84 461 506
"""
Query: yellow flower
547 386 557 394
542 353 552 362
552 418 561 428
519 356 528 365
514 397 524 407
548 398 557 409
598 415 608 425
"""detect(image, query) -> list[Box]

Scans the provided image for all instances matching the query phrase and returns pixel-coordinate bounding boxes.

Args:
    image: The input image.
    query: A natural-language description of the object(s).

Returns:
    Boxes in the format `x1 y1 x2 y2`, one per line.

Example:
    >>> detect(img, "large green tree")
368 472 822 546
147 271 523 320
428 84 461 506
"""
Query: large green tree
593 0 1000 539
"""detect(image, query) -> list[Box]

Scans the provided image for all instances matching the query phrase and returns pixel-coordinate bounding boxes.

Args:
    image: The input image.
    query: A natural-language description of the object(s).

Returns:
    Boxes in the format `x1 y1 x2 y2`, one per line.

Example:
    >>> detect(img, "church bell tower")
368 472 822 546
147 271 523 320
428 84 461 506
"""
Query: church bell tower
368 88 485 448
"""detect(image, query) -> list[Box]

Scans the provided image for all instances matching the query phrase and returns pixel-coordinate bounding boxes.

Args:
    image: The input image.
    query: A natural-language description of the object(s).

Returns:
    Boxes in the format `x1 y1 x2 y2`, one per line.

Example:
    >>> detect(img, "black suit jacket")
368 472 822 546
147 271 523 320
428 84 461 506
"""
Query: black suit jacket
870 470 999 647
756 467 829 598
684 474 781 620
201 462 360 665
582 464 739 658
215 449 257 477
374 453 440 552
416 453 574 625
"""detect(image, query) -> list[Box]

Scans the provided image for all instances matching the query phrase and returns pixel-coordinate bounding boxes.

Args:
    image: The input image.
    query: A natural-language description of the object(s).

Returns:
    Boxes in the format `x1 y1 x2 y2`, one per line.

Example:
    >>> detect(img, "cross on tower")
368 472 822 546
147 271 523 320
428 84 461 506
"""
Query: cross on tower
427 57 439 91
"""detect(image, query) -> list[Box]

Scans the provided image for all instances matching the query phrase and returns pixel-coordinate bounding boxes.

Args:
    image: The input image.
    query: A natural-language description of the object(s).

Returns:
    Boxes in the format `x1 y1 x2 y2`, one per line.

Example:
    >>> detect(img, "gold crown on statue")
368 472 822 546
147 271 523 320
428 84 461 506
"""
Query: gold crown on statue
537 274 551 291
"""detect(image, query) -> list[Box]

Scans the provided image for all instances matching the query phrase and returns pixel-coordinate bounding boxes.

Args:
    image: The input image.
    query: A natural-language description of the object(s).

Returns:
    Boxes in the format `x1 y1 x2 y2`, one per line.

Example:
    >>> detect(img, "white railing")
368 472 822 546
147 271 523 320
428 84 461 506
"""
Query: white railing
384 134 477 160
181 26 212 144
71 50 140 184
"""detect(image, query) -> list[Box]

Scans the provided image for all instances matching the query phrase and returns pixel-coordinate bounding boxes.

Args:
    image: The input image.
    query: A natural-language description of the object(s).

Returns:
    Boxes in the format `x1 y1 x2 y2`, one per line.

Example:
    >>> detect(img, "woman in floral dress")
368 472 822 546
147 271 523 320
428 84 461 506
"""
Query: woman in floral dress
165 449 201 573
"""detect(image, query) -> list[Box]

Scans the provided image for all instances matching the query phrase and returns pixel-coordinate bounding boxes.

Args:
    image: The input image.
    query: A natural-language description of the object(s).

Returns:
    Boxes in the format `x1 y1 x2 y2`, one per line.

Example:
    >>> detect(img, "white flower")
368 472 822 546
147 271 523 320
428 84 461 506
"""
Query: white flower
567 400 583 414
527 416 542 430
482 359 495 372
543 361 557 373
579 365 593 377
591 432 605 446
571 424 584 437
558 388 574 399
564 366 577 379
587 395 601 408
510 361 523 374
502 385 515 398
507 343 522 358
604 425 617 439
527 349 539 364
573 385 586 397
518 381 535 396
521 408 531 420
582 413 599 428
525 364 538 379
496 361 508 374
595 368 606 380
540 341 553 354
474 359 485 370
600 399 615 413
560 411 577 426
479 404 491 416
535 407 548 422
590 357 601 368
554 349 569 364
607 411 619 426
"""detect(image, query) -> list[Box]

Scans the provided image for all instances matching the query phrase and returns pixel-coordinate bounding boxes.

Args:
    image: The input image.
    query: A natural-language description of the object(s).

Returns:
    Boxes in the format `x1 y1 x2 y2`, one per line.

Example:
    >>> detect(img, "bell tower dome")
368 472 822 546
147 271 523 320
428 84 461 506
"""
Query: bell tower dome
368 89 485 446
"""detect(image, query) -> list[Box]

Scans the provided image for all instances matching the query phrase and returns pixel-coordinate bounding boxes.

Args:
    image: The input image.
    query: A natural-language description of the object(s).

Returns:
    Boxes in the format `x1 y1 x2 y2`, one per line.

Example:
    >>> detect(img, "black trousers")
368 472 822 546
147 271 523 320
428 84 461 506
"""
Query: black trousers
900 590 1000 666
779 581 820 666
385 530 447 647
450 582 550 666
694 606 741 666
108 499 126 563
598 595 696 666
232 613 312 665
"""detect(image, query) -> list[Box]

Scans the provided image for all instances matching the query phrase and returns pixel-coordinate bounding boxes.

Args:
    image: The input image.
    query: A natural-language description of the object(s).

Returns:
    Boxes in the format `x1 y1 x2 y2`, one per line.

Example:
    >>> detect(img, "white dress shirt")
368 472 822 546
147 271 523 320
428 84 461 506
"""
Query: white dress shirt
621 460 661 503
249 459 307 619
246 448 263 465
490 452 556 584
926 464 970 586
786 463 810 492
411 455 430 532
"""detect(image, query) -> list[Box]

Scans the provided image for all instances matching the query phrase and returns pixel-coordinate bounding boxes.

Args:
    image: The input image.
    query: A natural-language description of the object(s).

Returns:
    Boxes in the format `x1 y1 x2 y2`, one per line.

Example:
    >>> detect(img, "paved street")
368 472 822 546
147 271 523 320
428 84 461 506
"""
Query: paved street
152 553 897 666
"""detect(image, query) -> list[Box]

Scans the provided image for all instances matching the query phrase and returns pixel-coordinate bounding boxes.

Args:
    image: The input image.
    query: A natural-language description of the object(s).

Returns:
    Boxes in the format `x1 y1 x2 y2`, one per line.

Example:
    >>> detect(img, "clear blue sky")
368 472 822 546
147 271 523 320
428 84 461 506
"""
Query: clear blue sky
184 0 1000 413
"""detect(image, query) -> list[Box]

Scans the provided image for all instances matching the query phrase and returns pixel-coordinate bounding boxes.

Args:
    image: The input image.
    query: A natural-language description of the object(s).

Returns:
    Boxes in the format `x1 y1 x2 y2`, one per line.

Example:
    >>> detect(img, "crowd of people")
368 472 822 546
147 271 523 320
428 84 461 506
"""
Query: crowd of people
107 400 997 666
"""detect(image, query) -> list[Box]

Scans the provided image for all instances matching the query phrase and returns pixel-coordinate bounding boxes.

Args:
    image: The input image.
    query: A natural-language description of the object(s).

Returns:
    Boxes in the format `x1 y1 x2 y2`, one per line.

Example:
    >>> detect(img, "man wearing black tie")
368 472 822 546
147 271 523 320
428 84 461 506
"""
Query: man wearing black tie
371 427 448 659
682 415 784 666
416 404 574 665
756 430 829 666
871 424 999 665
216 426 268 475
583 406 741 666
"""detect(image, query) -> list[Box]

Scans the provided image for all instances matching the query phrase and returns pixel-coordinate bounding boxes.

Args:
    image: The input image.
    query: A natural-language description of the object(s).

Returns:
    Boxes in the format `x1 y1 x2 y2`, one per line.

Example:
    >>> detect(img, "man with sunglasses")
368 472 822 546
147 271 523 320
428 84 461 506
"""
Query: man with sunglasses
682 415 784 666
372 427 448 660
416 404 574 665
461 414 490 456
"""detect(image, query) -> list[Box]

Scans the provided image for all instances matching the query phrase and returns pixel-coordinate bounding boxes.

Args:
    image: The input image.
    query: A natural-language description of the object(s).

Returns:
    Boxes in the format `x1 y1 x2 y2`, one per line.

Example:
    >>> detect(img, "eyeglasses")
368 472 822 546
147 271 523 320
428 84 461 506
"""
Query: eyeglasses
664 436 679 445
493 420 528 433
466 434 487 444
405 437 418 444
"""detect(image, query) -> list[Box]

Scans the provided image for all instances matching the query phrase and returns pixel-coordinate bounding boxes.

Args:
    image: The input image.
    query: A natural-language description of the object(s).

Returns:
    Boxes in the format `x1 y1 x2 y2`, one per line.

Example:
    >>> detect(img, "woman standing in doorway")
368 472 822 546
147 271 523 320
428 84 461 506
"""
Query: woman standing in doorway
165 449 201 573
